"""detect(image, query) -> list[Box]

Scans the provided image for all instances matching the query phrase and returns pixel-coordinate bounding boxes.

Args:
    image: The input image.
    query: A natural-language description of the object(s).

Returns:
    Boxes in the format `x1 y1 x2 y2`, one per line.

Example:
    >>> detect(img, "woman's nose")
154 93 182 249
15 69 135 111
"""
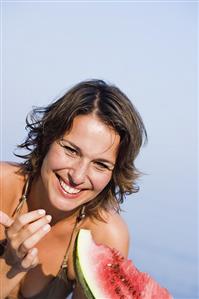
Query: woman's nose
68 160 89 186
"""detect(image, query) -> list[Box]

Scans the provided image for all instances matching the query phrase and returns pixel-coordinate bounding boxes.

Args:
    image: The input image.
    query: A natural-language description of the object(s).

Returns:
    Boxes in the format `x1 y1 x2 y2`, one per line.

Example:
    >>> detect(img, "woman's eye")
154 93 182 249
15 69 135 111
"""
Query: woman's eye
95 162 109 170
63 146 77 155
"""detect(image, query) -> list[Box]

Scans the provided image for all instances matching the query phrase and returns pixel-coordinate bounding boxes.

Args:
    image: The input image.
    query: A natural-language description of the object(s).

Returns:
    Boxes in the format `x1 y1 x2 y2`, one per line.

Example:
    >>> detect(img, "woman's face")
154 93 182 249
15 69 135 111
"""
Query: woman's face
40 114 120 212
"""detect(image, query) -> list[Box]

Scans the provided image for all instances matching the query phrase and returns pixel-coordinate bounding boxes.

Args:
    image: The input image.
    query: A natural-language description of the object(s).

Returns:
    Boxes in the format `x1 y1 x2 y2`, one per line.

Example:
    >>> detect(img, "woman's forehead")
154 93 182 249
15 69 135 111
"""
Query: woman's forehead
62 114 120 159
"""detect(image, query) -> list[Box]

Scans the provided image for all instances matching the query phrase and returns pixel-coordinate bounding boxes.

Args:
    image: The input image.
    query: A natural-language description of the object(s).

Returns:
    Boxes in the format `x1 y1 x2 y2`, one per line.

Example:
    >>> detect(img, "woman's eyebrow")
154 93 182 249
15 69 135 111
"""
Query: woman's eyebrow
62 139 81 152
62 139 115 167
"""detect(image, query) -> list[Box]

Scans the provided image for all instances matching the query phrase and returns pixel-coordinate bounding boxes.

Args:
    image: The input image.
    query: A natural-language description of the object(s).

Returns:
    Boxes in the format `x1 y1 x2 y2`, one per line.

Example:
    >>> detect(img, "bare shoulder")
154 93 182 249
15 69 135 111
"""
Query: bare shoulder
0 161 22 179
87 210 130 258
0 161 25 213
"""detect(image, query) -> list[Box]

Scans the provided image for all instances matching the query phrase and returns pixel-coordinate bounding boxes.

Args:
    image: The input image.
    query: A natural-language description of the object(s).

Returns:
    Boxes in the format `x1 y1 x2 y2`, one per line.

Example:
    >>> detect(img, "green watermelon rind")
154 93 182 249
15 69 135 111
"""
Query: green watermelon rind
74 229 108 298
73 231 95 299
73 229 173 299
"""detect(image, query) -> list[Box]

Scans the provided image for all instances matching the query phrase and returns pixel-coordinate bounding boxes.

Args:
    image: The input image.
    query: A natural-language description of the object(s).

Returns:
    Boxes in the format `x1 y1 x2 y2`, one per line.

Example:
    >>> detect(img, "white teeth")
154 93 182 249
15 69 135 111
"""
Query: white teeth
59 178 81 194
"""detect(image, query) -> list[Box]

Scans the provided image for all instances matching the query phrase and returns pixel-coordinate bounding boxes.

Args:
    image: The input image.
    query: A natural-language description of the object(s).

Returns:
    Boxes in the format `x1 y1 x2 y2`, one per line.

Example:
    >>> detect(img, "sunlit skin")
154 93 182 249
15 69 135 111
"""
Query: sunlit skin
38 113 120 219
0 114 130 299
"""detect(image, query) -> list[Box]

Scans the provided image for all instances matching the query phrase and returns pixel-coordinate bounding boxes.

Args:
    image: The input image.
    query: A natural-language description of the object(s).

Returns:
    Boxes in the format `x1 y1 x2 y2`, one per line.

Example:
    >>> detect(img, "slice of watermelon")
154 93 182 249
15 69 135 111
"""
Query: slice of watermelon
74 229 173 299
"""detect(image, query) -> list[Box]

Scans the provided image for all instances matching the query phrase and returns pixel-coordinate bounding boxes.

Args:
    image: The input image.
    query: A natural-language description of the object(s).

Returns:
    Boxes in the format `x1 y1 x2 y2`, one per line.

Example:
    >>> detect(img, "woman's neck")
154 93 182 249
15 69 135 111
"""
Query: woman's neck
26 175 81 227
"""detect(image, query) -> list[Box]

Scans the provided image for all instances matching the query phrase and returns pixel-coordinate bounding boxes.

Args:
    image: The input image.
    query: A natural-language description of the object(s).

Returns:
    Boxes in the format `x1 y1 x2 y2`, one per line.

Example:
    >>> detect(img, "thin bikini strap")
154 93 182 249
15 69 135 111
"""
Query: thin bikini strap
12 177 86 273
59 205 86 272
12 176 31 217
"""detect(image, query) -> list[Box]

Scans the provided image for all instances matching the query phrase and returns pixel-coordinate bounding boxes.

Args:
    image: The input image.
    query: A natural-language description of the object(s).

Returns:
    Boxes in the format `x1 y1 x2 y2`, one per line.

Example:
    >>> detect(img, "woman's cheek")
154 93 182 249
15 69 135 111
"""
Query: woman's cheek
45 147 67 170
93 173 112 192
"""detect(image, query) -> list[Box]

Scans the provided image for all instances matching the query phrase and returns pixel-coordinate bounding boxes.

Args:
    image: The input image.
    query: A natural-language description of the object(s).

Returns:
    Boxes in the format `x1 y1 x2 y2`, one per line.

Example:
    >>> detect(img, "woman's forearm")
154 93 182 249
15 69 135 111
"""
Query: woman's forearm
0 257 26 299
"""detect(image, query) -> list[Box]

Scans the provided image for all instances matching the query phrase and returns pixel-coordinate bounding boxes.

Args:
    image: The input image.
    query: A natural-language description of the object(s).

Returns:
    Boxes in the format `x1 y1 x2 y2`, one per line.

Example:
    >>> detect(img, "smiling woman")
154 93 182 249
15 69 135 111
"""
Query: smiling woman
40 114 120 214
0 79 147 299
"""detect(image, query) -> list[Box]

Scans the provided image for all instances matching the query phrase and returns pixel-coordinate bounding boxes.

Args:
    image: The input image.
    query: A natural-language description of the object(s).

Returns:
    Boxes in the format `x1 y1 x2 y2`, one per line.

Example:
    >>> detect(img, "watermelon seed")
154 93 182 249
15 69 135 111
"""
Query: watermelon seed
107 263 112 267
115 286 121 294
123 279 128 285
113 263 119 269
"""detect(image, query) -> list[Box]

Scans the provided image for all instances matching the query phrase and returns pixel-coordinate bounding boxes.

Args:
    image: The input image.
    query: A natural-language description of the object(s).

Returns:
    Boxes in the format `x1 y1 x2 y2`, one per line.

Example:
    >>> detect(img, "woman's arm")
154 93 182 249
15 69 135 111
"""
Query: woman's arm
0 163 51 298
0 255 29 299
0 210 42 299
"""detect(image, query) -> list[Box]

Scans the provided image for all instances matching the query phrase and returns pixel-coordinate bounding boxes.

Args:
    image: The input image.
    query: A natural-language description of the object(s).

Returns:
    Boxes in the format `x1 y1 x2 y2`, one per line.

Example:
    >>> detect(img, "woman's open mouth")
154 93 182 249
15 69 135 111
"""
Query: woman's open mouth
60 178 81 194
56 174 82 196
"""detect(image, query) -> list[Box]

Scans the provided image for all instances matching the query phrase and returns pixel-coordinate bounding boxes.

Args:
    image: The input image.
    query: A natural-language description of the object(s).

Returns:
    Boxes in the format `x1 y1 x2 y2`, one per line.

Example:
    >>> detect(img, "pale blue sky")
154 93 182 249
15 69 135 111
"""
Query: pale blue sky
1 2 198 298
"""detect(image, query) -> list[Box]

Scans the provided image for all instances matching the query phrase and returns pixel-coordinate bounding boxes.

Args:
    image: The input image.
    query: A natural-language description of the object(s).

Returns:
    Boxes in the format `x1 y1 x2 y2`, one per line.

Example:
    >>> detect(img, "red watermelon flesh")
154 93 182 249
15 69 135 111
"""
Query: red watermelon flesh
74 229 173 299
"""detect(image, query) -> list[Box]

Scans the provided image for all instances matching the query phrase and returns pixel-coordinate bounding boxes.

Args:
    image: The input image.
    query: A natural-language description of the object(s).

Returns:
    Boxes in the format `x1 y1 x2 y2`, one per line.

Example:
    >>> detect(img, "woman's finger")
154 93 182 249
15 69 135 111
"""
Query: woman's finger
8 209 46 237
0 211 14 228
20 247 38 269
11 215 52 250
30 254 39 269
18 223 51 256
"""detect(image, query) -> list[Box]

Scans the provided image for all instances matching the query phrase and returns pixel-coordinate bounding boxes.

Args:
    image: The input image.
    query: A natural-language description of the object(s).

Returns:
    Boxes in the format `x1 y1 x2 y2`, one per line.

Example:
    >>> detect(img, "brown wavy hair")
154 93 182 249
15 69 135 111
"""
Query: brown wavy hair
16 79 147 219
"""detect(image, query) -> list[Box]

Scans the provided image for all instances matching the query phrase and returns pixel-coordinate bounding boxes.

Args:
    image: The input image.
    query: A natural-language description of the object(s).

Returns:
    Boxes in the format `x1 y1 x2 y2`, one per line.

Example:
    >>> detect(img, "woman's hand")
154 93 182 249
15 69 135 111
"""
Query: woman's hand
0 209 52 273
